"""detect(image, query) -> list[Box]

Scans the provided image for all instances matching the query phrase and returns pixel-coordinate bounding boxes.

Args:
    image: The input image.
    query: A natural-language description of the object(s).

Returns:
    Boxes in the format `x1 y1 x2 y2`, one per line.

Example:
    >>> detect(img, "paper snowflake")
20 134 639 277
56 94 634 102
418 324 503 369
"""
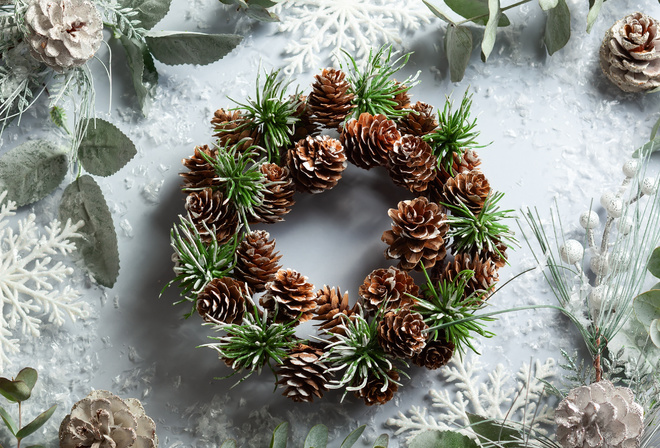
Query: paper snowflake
271 0 434 74
0 191 87 372
387 355 557 445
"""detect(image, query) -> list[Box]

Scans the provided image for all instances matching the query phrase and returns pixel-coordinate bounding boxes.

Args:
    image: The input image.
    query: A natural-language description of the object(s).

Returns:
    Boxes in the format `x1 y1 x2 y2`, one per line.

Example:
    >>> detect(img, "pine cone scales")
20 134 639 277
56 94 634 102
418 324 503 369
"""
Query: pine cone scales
359 267 418 312
377 308 427 358
251 163 295 224
314 286 352 333
398 102 438 137
277 344 331 403
185 189 238 245
196 277 246 324
387 135 438 193
411 338 455 369
308 68 356 129
438 253 499 301
181 145 218 190
233 230 282 293
442 171 491 214
287 135 347 193
291 94 321 142
355 370 399 406
342 113 401 169
261 268 316 324
382 197 449 271
211 108 260 150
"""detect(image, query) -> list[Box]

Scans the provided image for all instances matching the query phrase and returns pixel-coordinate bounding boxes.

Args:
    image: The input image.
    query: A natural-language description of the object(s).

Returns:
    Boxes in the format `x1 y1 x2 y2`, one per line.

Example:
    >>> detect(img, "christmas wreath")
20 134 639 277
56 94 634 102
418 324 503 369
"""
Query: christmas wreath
166 45 516 405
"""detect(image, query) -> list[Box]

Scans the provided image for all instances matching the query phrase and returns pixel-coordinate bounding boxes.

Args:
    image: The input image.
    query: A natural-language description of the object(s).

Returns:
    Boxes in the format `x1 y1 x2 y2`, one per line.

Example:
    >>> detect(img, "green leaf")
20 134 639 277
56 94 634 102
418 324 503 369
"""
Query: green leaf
543 0 570 55
24 445 46 448
78 118 137 177
423 0 454 24
633 290 660 328
586 0 603 33
270 422 289 448
145 32 243 65
0 379 30 402
480 0 500 62
16 404 57 440
304 424 328 448
116 0 172 30
59 176 120 288
220 440 237 448
651 318 660 347
0 140 67 207
633 138 660 157
467 414 520 447
244 6 279 22
410 430 479 448
651 115 660 140
372 434 389 448
0 404 18 435
444 0 509 27
14 368 38 394
120 35 159 115
340 426 365 448
445 24 473 82
648 247 660 278
538 0 558 10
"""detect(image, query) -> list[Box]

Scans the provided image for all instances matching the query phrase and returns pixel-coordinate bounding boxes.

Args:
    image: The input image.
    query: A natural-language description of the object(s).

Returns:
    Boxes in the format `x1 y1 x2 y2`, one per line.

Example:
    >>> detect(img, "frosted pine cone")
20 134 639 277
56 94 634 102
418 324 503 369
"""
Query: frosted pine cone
233 230 282 293
251 163 295 224
398 102 438 137
358 266 418 313
600 12 660 92
291 95 321 141
555 380 643 448
59 390 158 448
392 82 411 111
387 134 438 193
277 343 331 403
211 109 260 151
196 277 247 324
181 145 218 190
308 68 356 129
354 370 399 406
286 135 347 193
382 197 449 271
436 253 499 301
443 171 491 214
185 189 238 245
261 268 316 324
25 0 103 71
431 148 482 190
377 308 427 358
342 113 401 169
313 285 353 334
411 337 455 369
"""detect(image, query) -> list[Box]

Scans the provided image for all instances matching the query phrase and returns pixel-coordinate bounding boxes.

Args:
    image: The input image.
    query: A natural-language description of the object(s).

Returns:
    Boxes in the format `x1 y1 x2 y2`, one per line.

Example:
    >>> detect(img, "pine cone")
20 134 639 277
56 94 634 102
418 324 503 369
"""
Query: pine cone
468 239 508 269
555 380 643 448
196 277 247 324
392 82 411 111
314 285 353 334
233 230 282 293
277 343 332 403
354 370 399 406
261 268 316 324
211 108 260 151
600 12 660 93
291 95 321 141
286 135 347 193
411 337 455 369
250 163 295 224
382 197 449 271
358 266 418 313
181 145 218 190
387 135 438 193
398 102 438 137
25 0 103 71
341 113 401 170
377 308 427 358
431 149 483 190
185 189 238 245
437 253 499 301
442 170 491 214
308 68 356 130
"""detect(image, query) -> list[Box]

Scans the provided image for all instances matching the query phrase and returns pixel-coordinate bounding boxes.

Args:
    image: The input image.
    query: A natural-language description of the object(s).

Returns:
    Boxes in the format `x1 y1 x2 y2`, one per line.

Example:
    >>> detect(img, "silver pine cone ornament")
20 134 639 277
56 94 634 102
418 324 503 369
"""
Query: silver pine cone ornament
25 0 103 71
555 380 643 448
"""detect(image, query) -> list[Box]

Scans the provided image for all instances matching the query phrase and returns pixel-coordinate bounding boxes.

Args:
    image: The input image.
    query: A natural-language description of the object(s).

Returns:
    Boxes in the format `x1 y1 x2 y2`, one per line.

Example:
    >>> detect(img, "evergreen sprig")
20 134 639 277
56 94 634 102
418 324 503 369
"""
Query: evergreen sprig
341 44 419 121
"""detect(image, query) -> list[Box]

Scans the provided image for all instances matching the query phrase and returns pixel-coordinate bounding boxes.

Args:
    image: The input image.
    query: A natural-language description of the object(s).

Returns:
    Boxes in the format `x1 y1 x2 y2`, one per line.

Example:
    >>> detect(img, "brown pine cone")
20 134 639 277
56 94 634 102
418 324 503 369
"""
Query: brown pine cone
196 277 247 324
233 230 282 293
277 343 331 403
382 197 449 271
308 68 356 130
180 145 218 190
250 163 296 224
377 308 427 358
358 267 418 313
211 108 260 152
341 113 401 170
467 239 508 269
392 82 411 111
291 95 321 142
442 171 491 215
261 268 316 324
437 253 499 302
286 135 347 193
185 189 238 245
355 370 399 406
387 135 438 193
411 337 455 369
398 102 438 137
434 149 483 186
314 286 353 334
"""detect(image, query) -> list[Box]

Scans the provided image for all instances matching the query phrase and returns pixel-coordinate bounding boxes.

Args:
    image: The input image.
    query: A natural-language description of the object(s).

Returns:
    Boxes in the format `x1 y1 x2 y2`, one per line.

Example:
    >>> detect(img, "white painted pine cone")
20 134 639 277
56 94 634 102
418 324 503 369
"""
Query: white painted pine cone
59 390 158 448
555 380 643 448
25 0 103 71
600 12 660 93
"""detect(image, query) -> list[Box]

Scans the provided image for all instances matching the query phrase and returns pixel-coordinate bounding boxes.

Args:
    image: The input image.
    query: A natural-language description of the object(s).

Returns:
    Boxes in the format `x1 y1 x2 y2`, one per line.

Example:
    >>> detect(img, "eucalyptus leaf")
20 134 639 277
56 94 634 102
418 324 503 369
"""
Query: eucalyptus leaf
543 0 570 55
0 404 18 435
480 0 500 62
120 35 158 115
340 426 365 448
270 422 289 448
0 140 67 207
145 32 243 65
78 118 137 177
633 138 660 157
0 379 30 402
220 440 237 448
116 0 172 30
422 0 454 24
651 318 660 347
467 413 520 447
444 0 509 27
14 368 37 394
648 246 660 278
244 6 279 22
538 0 558 10
304 424 328 448
445 24 473 82
372 434 388 448
633 290 660 328
410 430 479 448
651 114 660 140
586 0 603 33
59 176 120 288
15 404 57 440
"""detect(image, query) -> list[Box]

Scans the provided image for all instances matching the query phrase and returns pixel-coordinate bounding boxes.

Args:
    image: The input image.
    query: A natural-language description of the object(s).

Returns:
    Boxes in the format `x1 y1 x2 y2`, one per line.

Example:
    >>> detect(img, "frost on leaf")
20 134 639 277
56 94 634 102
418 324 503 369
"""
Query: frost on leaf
0 191 87 372
271 0 433 75
387 354 557 445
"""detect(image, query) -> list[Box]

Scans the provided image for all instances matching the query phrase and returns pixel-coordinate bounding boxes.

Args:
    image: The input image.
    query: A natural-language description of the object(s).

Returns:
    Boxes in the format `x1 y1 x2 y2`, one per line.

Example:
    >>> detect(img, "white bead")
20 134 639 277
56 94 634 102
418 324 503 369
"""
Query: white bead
559 240 584 264
609 250 630 272
589 285 608 310
579 211 600 229
622 159 640 178
600 192 623 217
590 254 609 276
600 191 615 209
617 216 634 235
641 177 658 196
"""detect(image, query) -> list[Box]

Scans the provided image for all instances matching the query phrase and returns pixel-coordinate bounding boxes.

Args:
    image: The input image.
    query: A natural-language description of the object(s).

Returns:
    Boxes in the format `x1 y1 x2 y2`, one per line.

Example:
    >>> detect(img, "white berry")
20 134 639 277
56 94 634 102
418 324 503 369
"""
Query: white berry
617 216 634 235
641 177 657 196
559 240 584 264
609 250 630 272
579 211 600 229
600 192 623 217
589 285 608 309
622 159 640 178
590 254 609 276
